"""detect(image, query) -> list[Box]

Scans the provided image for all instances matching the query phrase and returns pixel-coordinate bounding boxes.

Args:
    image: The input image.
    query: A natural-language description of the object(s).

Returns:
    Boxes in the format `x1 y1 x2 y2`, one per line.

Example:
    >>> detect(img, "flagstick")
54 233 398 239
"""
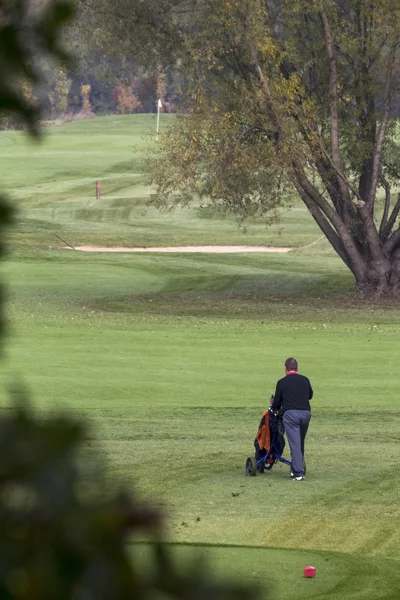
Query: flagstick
156 99 161 142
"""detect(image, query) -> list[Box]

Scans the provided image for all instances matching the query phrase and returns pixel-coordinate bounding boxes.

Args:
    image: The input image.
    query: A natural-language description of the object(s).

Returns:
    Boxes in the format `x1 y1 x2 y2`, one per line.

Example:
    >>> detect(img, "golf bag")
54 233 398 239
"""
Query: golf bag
245 406 291 476
254 408 285 461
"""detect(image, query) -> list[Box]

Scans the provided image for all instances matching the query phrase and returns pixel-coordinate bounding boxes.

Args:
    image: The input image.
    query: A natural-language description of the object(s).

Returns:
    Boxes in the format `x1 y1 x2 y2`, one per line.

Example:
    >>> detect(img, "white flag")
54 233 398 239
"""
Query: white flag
158 99 162 108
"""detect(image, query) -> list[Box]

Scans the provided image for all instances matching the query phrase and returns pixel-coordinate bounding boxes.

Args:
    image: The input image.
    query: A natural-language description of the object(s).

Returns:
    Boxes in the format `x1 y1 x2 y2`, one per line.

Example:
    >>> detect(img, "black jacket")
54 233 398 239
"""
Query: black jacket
272 373 313 413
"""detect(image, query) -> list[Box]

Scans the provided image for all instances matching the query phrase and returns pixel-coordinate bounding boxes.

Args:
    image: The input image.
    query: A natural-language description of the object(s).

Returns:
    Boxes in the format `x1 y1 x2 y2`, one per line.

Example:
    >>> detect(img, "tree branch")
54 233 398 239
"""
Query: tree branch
311 130 388 264
382 193 400 240
248 19 365 269
379 172 391 236
292 162 366 281
315 136 363 202
253 5 384 271
368 52 397 209
355 199 385 262
249 44 281 140
320 7 352 207
384 226 400 254
291 177 352 270
298 122 358 226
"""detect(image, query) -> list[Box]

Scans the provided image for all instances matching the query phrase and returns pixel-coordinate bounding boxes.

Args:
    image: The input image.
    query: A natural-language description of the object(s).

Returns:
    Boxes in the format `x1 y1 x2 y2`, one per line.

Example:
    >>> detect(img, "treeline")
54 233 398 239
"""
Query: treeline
0 15 182 131
0 70 180 130
60 67 181 117
3 0 400 132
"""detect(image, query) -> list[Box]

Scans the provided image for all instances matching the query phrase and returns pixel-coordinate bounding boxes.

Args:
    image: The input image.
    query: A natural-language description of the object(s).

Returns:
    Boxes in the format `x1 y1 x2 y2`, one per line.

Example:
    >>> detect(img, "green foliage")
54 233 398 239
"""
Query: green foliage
145 0 400 207
0 0 74 134
149 110 292 224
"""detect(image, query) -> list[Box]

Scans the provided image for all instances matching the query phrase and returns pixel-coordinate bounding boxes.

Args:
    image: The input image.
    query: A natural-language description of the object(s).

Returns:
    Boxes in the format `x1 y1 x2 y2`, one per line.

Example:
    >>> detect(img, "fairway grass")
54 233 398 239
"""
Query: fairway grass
1 115 323 250
132 544 400 600
1 116 400 599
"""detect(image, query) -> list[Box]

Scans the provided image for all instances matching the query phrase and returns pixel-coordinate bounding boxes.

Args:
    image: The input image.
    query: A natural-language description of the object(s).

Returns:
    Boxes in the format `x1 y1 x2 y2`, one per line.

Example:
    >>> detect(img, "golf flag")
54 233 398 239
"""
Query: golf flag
156 99 162 141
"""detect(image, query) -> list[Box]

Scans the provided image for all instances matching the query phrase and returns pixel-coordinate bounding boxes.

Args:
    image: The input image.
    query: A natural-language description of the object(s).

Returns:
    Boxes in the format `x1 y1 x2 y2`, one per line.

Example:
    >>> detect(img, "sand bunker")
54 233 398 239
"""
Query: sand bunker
70 245 292 253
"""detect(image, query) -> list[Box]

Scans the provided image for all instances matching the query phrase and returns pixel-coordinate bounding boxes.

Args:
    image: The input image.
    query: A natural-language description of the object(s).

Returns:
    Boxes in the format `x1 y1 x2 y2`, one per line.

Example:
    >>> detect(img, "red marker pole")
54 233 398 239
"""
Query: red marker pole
95 181 101 200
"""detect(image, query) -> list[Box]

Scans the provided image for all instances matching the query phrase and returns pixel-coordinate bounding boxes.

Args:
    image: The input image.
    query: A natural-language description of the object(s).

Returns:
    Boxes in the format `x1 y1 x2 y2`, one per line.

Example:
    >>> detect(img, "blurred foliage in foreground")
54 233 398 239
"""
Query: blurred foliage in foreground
0 2 263 599
0 395 261 600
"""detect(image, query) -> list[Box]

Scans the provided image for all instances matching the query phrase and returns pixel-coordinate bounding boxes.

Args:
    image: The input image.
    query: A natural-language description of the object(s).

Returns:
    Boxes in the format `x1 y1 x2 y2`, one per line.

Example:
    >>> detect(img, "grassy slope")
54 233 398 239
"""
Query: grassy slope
1 116 400 599
1 114 323 248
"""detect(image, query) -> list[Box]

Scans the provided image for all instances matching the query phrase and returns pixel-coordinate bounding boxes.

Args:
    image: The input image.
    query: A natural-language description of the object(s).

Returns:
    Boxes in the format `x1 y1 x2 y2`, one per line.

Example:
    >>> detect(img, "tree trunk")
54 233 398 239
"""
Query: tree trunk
357 262 400 297
294 171 400 298
357 258 391 297
390 252 400 296
337 250 400 298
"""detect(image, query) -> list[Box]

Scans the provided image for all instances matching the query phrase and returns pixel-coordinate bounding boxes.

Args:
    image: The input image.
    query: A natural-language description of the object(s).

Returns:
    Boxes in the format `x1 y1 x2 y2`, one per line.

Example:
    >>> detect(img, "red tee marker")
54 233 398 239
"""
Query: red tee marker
95 181 101 200
304 566 316 578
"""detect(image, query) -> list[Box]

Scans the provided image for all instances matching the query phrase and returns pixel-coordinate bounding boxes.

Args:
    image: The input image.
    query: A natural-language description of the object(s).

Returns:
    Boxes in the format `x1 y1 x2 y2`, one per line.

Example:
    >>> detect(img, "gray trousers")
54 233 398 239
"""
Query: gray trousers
282 410 311 477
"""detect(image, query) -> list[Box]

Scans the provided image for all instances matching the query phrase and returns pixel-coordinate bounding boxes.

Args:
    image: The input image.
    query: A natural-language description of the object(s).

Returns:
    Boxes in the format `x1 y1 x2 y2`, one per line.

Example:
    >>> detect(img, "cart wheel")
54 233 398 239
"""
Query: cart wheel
264 462 274 471
257 461 265 474
245 457 257 477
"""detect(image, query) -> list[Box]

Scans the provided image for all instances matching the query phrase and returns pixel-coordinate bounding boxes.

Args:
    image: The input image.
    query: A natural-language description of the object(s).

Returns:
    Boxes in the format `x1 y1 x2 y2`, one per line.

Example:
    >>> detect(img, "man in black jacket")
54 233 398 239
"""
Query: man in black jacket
272 357 313 481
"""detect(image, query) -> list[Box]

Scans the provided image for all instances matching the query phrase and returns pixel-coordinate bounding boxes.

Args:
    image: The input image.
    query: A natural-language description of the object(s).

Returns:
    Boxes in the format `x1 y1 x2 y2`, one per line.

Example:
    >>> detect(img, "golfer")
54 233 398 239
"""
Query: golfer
272 358 313 481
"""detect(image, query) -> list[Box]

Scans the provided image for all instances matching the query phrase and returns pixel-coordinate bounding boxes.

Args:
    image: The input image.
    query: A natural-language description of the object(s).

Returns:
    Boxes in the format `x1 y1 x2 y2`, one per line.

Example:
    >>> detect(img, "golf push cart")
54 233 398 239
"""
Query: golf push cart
245 405 292 476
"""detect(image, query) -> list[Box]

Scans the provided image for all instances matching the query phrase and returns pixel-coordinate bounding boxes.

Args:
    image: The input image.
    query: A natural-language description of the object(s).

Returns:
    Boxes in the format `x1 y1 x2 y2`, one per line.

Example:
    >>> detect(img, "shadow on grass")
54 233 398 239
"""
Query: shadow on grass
82 288 400 324
74 265 360 320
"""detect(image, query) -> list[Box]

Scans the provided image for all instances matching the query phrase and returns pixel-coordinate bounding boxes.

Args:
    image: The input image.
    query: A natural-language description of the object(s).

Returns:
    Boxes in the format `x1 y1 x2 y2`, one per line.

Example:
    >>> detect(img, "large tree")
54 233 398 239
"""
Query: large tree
81 0 400 297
